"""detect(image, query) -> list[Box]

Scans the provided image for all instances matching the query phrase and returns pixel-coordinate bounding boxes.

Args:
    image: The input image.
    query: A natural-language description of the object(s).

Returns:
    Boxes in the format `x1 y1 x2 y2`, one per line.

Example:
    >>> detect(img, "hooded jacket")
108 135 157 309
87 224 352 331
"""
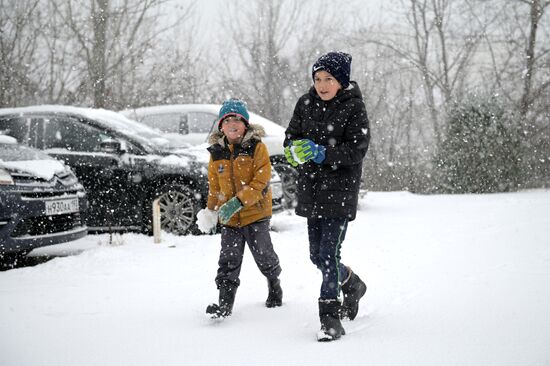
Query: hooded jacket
207 124 272 227
284 81 370 220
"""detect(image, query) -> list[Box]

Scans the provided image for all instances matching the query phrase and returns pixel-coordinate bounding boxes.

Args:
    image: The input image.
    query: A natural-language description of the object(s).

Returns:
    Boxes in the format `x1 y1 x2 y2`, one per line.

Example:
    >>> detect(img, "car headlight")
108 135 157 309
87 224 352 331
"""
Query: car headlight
0 168 14 185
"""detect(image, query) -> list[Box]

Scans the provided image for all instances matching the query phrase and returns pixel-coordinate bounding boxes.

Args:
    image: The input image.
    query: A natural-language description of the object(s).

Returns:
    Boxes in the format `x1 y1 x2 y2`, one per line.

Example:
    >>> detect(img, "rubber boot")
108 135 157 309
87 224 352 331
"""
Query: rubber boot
206 283 238 319
317 299 345 342
340 267 367 320
265 278 283 308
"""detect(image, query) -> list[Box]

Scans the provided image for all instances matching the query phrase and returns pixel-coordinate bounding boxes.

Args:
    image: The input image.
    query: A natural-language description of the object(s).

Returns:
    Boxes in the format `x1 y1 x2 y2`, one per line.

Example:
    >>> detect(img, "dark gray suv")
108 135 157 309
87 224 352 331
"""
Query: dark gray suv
0 136 88 263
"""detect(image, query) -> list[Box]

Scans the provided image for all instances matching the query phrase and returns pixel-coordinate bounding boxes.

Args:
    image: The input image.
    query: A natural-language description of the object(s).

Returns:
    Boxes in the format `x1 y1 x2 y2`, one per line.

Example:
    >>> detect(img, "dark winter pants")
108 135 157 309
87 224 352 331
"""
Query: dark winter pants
215 220 281 288
308 217 350 300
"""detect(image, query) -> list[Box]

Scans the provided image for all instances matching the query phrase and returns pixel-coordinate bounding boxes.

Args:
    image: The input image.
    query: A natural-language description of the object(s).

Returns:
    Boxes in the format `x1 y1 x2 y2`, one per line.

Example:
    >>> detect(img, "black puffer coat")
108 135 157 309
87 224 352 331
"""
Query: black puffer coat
284 81 370 220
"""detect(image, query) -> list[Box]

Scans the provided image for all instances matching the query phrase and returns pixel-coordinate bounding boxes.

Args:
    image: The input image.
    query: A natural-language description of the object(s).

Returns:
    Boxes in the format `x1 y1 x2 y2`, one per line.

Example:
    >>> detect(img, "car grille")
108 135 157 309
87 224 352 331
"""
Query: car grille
11 213 83 238
11 170 79 187
9 172 45 184
9 171 82 199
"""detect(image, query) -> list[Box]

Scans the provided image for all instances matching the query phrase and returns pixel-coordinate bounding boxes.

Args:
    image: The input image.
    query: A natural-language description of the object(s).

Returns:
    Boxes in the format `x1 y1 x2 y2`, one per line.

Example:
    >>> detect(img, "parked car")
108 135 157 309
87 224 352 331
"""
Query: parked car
0 105 283 236
0 135 88 265
0 106 206 235
121 104 297 208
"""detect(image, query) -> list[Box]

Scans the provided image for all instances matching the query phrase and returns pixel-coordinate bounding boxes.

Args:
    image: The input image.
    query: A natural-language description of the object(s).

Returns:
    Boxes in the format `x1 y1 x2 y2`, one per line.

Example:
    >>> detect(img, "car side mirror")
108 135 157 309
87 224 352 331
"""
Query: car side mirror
100 138 123 154
179 114 189 135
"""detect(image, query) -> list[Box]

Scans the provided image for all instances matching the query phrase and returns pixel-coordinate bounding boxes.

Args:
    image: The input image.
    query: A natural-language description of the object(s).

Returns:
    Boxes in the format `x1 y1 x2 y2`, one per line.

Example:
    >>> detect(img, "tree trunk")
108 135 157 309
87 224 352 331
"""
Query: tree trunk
91 0 108 108
519 0 544 121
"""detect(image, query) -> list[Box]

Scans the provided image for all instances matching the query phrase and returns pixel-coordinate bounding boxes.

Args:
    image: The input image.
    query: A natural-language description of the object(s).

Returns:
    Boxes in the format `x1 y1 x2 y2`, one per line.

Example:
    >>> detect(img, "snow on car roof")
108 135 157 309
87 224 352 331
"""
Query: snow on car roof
0 105 172 152
0 135 17 144
0 104 157 135
122 104 286 137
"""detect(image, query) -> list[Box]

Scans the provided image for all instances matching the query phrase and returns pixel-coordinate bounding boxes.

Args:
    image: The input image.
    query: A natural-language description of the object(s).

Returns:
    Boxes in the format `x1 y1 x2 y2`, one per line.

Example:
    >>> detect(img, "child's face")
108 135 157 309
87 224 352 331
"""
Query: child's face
221 116 247 144
314 70 342 101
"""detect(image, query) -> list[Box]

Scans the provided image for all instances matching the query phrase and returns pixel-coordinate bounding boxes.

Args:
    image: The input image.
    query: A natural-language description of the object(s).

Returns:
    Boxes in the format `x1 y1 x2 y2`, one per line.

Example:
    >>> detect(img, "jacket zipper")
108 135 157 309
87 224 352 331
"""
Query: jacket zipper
229 145 241 226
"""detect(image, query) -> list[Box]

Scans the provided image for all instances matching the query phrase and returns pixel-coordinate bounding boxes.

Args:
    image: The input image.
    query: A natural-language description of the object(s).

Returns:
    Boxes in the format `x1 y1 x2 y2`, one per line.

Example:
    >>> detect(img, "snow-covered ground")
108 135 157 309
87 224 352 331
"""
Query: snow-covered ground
1 191 549 366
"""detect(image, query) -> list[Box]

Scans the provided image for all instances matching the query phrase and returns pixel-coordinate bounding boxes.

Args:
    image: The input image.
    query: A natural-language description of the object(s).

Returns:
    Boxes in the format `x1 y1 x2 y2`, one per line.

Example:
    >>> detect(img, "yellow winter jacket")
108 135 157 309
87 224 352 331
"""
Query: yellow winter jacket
206 124 272 228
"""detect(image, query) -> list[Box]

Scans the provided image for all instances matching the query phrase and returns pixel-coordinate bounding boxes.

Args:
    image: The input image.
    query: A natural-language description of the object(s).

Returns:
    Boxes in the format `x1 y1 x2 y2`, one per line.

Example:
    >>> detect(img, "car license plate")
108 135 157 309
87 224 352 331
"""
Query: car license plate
45 198 79 216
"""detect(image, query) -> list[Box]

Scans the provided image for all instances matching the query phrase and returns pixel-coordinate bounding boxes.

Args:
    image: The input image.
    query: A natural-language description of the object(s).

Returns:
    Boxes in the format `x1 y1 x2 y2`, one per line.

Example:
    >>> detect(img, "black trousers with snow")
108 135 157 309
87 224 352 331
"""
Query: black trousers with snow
308 217 350 300
215 220 281 289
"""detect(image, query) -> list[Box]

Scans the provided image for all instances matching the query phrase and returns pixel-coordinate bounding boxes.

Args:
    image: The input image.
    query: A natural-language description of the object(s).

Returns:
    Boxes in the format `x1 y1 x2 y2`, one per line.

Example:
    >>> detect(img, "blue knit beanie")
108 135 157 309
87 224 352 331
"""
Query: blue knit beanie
312 51 352 88
218 98 250 130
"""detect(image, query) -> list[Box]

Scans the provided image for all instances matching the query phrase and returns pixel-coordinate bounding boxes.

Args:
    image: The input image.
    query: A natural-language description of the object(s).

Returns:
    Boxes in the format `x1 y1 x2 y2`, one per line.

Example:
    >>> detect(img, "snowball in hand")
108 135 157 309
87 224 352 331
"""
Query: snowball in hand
196 208 218 233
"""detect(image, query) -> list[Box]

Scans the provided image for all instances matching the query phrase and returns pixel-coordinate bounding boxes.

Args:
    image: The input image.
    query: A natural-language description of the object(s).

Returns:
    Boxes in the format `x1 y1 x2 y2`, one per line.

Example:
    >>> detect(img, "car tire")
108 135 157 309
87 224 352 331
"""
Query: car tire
272 162 298 209
144 183 200 236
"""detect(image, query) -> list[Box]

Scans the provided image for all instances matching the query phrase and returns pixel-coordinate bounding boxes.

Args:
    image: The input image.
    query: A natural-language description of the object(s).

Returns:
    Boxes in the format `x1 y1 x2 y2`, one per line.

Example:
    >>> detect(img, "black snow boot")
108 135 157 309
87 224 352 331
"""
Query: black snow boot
206 283 237 319
265 278 283 308
317 299 346 342
340 267 367 320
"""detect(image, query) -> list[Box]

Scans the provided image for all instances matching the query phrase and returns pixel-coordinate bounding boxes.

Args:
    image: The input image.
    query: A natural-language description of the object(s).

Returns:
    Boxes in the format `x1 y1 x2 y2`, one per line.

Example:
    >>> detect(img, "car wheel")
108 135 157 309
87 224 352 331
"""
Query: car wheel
272 162 298 209
145 184 200 235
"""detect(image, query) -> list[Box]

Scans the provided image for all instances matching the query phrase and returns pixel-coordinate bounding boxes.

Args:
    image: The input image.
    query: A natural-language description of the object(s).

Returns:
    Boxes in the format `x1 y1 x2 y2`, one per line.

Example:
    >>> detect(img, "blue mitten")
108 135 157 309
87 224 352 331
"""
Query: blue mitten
218 197 243 224
292 139 326 164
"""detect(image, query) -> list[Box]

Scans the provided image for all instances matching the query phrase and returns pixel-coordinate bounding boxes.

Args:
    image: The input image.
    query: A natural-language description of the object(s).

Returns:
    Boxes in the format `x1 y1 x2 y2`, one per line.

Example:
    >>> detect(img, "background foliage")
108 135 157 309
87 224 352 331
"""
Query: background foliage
1 0 549 192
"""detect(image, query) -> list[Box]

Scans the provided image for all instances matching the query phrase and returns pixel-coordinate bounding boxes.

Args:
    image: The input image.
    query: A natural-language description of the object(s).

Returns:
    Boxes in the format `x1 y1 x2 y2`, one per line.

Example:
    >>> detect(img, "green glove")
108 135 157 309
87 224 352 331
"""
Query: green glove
294 139 326 164
291 139 316 164
284 145 299 167
218 197 243 224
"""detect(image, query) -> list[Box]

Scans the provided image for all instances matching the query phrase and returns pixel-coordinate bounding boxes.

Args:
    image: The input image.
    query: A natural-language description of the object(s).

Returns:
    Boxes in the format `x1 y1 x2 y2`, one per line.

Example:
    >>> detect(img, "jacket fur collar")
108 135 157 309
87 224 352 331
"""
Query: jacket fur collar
208 123 266 147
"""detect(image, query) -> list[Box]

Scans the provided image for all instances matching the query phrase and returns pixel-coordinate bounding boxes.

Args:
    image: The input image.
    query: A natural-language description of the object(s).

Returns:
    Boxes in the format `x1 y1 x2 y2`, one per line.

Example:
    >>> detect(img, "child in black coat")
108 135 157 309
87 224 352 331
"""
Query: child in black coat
284 51 370 341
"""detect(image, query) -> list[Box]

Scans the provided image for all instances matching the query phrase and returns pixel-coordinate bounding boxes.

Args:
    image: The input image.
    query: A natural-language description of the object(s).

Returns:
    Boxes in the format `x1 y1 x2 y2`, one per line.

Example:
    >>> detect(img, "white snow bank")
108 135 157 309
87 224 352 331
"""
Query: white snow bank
1 190 549 366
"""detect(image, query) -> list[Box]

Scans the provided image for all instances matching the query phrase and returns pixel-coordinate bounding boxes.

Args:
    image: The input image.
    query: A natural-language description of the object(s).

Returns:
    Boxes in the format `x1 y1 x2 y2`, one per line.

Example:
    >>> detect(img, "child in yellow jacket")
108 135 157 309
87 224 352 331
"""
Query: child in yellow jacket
201 99 283 319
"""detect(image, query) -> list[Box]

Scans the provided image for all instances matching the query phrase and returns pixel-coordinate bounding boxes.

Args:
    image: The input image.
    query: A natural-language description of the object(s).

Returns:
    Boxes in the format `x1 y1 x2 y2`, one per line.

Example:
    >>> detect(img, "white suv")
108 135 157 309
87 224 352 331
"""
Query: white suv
122 104 297 208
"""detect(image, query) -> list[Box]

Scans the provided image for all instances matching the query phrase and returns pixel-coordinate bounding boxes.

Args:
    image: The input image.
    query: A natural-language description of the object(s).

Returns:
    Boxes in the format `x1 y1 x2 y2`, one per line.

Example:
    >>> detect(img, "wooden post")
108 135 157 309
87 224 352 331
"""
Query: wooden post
153 198 161 244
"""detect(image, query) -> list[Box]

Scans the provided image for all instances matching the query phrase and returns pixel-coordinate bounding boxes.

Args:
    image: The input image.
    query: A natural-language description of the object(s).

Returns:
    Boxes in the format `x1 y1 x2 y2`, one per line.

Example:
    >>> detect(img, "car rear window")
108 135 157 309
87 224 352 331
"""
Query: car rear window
141 114 181 133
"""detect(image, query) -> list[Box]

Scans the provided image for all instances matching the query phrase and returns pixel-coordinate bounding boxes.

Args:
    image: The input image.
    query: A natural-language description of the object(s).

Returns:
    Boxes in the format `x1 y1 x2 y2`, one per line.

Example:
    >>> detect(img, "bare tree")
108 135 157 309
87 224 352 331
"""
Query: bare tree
110 2 207 109
121 44 211 108
358 0 497 145
478 0 550 187
49 0 194 109
37 0 81 104
217 0 347 125
473 0 549 120
217 0 300 123
91 0 108 108
0 0 41 107
352 41 434 191
518 0 550 120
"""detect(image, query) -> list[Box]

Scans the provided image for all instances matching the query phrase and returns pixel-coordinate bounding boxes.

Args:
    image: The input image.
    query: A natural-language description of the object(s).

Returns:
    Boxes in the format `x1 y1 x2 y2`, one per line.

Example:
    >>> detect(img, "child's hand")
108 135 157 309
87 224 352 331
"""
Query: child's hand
292 139 326 164
218 197 243 224
284 145 299 167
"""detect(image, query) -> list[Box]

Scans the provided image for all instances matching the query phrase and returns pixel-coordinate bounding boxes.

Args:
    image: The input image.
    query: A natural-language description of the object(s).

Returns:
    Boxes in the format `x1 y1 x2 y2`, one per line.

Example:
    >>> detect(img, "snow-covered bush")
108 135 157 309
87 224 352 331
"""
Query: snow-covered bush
433 96 522 193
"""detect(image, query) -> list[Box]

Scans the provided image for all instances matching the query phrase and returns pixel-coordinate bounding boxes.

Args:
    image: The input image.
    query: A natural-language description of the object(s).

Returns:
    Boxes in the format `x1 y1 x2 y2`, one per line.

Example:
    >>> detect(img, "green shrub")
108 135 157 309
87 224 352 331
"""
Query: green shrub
433 96 522 193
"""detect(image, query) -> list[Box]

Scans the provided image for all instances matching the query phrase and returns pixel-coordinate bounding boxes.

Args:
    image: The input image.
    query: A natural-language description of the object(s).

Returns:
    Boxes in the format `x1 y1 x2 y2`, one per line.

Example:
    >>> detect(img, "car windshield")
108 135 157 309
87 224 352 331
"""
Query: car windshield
0 142 53 162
